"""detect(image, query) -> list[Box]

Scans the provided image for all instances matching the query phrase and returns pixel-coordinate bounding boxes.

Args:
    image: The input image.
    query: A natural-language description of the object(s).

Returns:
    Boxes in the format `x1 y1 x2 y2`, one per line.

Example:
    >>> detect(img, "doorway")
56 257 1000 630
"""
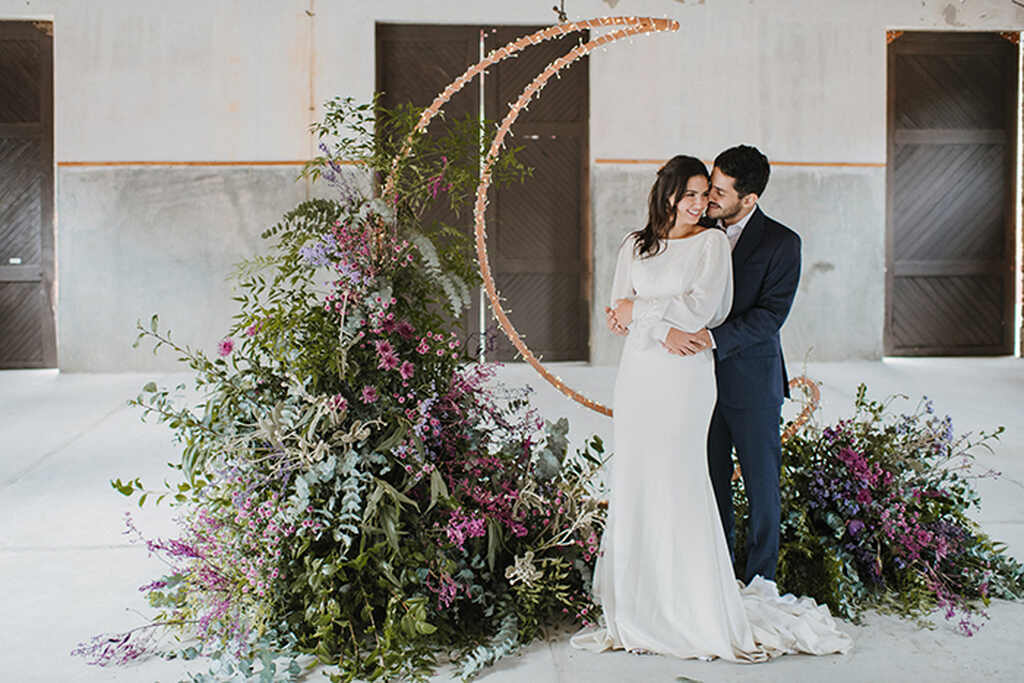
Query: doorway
376 24 590 362
885 31 1019 356
0 21 55 368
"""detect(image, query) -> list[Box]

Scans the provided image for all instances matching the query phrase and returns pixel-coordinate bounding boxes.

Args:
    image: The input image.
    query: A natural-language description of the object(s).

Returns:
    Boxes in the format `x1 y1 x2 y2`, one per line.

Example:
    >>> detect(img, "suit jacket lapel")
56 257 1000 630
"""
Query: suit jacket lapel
731 206 765 269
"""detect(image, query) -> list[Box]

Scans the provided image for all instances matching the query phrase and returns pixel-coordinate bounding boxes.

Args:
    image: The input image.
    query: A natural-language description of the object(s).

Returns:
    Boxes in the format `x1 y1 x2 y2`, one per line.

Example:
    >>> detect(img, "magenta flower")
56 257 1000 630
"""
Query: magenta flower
378 351 400 371
395 320 416 339
360 385 379 404
217 337 234 357
399 361 415 380
244 323 259 337
416 339 430 354
329 394 348 412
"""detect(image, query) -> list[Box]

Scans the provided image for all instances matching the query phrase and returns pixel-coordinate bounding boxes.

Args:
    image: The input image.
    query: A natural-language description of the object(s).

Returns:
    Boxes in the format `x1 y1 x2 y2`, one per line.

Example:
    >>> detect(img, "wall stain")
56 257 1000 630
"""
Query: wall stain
942 3 965 26
810 261 836 275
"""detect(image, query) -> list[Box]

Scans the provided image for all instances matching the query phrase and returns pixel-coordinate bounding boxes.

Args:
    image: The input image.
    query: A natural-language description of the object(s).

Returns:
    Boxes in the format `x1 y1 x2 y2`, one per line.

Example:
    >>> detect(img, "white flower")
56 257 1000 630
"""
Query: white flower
505 551 543 587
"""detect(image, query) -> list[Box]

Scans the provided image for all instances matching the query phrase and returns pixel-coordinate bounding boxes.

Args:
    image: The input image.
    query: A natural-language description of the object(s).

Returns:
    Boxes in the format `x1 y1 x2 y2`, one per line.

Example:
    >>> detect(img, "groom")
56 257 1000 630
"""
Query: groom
663 145 801 583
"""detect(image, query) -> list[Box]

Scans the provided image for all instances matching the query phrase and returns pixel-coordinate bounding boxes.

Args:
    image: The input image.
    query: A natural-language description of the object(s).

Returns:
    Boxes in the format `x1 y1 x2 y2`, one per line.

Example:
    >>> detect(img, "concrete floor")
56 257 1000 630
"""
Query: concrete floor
2 358 1023 682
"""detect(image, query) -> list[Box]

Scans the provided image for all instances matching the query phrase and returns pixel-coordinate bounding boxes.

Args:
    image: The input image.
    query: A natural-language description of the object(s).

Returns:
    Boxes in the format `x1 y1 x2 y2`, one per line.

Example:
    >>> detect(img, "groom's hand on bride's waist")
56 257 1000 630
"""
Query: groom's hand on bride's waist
662 327 711 356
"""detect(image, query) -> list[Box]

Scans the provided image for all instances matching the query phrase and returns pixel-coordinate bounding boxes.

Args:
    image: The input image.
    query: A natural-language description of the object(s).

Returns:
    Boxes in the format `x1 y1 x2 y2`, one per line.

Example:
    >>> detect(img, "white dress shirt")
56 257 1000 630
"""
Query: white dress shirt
721 205 756 251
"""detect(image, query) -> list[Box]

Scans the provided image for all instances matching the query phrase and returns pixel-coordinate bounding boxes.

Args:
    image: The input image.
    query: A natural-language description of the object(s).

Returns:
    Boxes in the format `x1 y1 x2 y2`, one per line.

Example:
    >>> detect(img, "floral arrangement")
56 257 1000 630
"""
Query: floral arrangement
733 384 1024 635
73 99 604 682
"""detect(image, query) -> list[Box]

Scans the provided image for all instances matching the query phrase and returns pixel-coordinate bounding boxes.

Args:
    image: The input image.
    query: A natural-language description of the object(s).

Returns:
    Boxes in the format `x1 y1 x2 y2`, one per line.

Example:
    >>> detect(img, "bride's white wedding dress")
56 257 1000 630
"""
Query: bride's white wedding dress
571 229 851 662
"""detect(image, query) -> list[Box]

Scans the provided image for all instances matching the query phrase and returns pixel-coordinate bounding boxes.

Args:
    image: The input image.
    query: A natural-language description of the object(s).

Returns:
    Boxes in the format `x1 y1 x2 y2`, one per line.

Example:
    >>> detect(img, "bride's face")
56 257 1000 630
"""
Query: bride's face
672 175 710 226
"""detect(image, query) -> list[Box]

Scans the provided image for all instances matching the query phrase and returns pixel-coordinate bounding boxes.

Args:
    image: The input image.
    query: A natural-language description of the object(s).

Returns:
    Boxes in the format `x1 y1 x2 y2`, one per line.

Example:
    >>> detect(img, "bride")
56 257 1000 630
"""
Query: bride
571 155 851 662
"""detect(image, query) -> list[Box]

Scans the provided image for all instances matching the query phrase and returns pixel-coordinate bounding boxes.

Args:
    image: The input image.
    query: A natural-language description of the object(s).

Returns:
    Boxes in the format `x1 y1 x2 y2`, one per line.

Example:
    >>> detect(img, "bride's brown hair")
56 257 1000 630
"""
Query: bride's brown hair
632 155 709 259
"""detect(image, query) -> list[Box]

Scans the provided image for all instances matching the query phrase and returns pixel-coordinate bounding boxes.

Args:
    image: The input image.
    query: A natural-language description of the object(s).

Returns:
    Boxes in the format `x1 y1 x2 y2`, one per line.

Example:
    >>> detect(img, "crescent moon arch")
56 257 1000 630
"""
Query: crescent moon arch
383 16 819 442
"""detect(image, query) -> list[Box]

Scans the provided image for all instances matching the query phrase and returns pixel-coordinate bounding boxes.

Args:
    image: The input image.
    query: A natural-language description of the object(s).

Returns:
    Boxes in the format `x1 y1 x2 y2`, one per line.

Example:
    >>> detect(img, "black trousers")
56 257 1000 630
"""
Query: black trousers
706 401 782 584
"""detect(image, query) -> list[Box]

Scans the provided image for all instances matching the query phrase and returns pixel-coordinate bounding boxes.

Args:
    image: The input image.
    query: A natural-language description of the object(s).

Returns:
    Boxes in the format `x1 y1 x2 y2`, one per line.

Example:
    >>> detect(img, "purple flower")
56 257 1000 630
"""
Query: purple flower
847 519 865 536
360 385 379 404
217 337 234 357
445 509 488 550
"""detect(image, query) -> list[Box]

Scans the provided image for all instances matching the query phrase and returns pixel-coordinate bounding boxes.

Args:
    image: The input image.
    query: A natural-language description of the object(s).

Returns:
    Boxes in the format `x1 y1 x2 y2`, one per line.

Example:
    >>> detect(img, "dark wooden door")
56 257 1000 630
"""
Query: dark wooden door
376 24 483 354
0 21 55 369
886 32 1017 356
484 27 589 362
376 24 589 362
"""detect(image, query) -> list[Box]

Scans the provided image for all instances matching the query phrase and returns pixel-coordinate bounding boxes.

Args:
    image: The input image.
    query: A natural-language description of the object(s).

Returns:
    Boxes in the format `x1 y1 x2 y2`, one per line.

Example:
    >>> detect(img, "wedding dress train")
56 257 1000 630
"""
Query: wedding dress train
571 230 851 662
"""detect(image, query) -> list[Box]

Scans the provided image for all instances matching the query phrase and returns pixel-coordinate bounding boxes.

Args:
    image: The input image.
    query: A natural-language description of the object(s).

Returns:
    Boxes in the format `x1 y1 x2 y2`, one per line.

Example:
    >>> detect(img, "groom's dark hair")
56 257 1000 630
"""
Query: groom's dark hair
714 145 770 198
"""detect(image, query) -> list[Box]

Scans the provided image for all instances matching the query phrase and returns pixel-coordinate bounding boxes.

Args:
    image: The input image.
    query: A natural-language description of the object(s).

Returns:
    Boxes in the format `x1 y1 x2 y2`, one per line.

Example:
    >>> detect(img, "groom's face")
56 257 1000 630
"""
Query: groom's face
706 168 747 223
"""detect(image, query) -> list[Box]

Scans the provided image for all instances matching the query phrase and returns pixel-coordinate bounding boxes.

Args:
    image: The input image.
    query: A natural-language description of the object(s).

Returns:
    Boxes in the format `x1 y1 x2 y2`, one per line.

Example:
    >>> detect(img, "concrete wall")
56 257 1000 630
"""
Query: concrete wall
1 0 1021 370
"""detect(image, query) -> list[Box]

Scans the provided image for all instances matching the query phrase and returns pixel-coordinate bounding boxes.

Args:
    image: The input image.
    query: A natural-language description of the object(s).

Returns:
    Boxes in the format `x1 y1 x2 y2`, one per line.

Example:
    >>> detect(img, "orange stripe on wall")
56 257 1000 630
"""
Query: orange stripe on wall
58 159 885 169
56 160 364 167
594 158 886 168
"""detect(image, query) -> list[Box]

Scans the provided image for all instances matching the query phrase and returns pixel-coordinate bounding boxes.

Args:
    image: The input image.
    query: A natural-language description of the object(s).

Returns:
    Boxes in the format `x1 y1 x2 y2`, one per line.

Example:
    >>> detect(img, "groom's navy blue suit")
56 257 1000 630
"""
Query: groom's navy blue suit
707 206 801 584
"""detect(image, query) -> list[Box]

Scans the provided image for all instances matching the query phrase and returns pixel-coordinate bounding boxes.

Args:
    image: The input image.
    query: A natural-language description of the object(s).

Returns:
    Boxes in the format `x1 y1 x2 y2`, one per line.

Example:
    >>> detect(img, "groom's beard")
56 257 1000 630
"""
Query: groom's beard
707 202 742 224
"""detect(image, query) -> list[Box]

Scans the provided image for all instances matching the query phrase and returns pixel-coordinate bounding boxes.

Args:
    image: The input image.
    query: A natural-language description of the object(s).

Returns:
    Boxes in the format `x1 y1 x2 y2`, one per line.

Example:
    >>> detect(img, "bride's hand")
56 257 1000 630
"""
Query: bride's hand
605 306 627 336
613 298 634 327
662 327 708 356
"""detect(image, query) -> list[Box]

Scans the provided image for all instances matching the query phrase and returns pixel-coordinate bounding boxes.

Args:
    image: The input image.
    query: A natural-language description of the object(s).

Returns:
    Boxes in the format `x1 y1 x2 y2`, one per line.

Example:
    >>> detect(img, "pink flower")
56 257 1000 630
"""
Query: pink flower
374 339 395 356
245 323 259 337
399 361 415 380
395 320 416 339
378 351 400 371
416 339 430 354
217 337 234 357
360 385 379 404
329 394 348 412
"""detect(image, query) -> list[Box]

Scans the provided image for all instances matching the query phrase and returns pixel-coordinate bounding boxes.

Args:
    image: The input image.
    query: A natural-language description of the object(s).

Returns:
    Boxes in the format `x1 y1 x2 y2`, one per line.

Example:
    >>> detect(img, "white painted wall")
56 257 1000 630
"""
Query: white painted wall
0 0 1020 369
2 0 1017 162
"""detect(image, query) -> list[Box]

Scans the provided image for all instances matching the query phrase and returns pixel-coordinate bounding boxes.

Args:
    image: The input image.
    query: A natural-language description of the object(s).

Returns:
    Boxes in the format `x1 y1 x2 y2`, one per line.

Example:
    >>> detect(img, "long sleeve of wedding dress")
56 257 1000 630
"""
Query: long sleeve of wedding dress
611 233 733 347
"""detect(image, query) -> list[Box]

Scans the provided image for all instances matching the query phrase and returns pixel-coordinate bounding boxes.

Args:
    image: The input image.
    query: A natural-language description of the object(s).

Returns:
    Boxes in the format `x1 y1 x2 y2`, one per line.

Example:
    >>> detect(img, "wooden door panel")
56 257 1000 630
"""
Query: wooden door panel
0 21 54 368
376 25 482 353
376 24 589 362
485 26 588 362
892 143 1006 261
886 32 1016 356
0 138 42 265
490 272 585 361
494 135 581 267
487 27 587 126
892 276 1005 350
0 37 41 122
0 281 45 365
895 54 1012 130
